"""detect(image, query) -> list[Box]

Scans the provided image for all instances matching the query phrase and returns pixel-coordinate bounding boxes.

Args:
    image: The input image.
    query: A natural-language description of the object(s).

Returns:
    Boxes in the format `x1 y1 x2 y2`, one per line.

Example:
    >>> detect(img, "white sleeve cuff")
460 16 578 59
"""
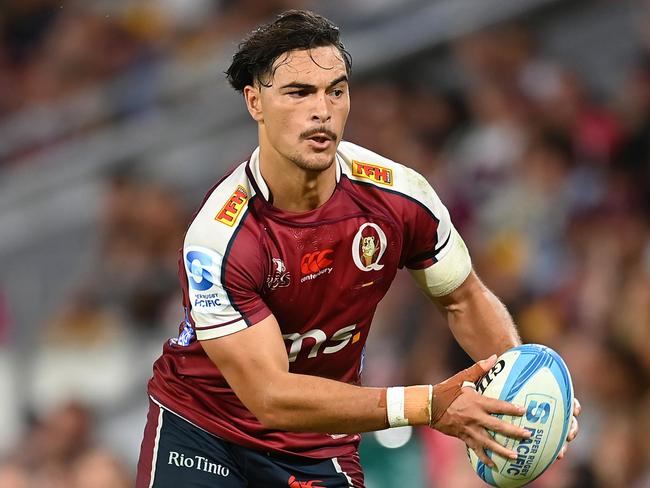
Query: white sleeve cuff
408 227 472 297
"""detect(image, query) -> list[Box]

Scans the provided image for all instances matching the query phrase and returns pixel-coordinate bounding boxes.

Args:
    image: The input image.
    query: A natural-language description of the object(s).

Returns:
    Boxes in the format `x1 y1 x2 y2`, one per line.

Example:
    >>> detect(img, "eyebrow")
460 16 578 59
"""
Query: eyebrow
279 75 349 90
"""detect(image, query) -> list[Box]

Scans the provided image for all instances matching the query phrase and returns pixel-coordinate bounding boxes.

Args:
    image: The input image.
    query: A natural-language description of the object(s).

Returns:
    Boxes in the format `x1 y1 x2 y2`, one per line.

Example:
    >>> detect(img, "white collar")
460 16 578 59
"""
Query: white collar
248 147 342 202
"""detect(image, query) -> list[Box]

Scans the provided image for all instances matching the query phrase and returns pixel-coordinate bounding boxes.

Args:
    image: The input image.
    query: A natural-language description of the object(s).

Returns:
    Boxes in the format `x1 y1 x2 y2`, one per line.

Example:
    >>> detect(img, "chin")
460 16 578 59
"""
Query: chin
290 152 336 172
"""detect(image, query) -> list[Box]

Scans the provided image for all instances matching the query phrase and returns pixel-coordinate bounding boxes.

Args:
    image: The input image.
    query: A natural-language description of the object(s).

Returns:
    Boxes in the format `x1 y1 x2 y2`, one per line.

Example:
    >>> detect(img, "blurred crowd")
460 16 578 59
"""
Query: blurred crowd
354 23 650 488
0 0 309 165
1 1 650 487
0 402 132 488
0 0 314 117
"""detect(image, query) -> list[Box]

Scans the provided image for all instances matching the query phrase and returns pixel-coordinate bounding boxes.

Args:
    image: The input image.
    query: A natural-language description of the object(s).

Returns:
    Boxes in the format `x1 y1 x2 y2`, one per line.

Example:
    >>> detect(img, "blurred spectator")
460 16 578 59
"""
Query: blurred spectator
83 170 186 333
0 401 133 487
70 448 132 488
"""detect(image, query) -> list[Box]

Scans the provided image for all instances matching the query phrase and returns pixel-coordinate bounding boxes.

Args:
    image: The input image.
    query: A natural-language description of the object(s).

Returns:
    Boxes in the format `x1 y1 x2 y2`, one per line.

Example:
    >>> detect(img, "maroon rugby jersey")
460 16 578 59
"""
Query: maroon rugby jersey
148 141 464 459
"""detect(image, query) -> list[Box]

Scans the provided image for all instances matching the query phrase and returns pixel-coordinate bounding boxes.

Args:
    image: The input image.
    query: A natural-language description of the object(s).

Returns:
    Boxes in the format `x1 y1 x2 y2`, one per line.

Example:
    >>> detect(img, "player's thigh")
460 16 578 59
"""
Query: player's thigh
245 448 365 488
136 401 246 488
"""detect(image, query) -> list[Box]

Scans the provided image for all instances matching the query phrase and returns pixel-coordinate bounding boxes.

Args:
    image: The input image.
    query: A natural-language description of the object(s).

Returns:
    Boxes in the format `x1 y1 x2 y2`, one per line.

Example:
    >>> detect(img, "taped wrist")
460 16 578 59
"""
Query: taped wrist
386 385 433 427
430 363 483 426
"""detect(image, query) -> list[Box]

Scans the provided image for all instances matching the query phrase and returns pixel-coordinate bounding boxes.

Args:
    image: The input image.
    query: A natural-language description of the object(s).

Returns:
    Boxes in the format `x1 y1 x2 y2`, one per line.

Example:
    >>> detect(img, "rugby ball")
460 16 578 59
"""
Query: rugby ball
468 344 574 487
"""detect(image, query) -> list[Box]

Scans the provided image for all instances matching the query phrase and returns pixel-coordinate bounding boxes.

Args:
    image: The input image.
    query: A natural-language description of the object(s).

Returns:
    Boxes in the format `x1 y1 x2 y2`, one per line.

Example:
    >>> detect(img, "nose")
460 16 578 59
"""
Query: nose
311 92 331 123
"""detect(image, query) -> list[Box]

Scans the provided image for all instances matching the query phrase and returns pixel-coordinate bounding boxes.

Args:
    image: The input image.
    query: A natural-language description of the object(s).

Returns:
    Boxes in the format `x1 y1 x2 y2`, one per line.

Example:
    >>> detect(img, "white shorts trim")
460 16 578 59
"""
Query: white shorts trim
148 405 164 488
332 457 354 487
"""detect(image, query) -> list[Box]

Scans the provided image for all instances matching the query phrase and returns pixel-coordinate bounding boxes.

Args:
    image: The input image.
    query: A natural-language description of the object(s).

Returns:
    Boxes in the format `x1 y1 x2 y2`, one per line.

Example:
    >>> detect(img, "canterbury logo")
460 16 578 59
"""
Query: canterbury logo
288 475 325 488
352 160 393 186
300 249 334 275
215 185 248 226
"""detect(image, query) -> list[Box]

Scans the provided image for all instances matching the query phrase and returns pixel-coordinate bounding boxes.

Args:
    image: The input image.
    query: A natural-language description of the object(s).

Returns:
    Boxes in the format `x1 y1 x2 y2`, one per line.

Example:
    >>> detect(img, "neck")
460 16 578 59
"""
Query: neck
257 145 337 213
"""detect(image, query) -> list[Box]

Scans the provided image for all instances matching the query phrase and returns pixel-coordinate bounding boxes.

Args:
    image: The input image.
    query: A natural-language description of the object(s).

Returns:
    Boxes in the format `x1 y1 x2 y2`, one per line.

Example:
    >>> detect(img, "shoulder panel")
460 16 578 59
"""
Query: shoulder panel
182 161 266 340
337 141 447 219
185 162 253 253
338 141 458 266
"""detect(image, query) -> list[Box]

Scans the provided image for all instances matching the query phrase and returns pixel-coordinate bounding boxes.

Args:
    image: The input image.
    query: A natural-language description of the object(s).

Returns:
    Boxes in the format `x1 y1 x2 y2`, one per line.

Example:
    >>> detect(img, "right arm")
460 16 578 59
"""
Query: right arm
201 314 530 466
201 314 390 434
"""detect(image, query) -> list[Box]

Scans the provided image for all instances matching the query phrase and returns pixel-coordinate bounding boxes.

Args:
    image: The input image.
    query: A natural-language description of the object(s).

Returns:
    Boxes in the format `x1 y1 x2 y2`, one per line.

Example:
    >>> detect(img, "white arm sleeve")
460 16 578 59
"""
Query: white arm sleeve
408 227 472 297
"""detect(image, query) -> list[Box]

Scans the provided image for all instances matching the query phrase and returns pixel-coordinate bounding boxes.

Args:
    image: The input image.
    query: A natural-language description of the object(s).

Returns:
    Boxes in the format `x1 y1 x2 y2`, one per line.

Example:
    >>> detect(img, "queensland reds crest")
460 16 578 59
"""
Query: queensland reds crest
266 257 291 290
352 223 387 271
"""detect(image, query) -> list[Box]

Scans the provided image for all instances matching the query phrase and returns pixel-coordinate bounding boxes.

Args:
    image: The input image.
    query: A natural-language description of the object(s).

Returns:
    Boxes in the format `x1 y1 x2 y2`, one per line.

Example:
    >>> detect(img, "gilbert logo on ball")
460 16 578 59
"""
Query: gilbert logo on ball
468 344 574 488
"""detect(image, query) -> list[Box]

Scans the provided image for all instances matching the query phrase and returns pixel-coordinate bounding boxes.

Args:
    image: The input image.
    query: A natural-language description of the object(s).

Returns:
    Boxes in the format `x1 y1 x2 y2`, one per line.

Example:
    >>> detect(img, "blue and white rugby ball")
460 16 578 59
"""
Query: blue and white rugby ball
468 344 574 487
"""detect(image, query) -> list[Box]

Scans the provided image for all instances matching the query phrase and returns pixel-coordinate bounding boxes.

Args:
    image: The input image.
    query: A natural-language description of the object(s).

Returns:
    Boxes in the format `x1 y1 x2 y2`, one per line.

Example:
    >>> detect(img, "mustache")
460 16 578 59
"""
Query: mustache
300 127 338 141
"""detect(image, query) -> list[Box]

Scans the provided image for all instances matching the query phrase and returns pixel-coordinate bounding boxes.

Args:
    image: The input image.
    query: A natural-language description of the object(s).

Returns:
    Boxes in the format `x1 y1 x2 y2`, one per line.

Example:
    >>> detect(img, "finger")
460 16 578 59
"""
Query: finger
476 431 519 461
566 416 579 442
573 397 582 416
483 416 532 440
463 355 497 383
477 354 498 372
470 445 496 469
556 443 568 460
482 397 526 417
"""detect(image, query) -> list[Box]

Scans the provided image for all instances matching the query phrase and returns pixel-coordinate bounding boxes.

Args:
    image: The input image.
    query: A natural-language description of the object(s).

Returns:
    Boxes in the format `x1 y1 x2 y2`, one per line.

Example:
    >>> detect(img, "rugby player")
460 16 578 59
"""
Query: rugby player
136 10 579 487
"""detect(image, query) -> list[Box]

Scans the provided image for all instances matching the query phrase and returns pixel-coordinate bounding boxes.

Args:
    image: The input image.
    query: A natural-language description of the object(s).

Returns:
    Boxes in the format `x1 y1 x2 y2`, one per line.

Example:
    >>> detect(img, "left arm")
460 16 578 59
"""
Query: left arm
431 269 580 457
408 230 579 457
402 168 578 455
432 270 521 360
408 225 519 360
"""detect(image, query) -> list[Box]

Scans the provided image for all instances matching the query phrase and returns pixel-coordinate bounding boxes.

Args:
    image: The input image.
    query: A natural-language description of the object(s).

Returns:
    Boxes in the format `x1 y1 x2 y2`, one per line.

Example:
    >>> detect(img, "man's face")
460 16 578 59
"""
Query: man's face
246 46 350 172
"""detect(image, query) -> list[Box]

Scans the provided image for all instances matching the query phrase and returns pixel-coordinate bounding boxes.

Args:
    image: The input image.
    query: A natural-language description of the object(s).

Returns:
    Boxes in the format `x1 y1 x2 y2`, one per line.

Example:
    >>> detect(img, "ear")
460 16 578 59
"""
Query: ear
243 85 263 122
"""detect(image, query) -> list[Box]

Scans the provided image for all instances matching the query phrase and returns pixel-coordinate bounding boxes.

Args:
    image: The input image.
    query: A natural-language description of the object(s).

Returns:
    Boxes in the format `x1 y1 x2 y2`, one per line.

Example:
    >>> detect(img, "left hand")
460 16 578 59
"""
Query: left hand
557 397 581 460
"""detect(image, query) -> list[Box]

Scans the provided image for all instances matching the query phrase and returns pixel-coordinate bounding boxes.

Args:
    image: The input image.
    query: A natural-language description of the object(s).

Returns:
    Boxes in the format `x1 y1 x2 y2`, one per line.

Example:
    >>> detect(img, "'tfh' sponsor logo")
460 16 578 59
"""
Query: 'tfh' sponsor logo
215 185 248 226
352 160 393 186
168 451 229 477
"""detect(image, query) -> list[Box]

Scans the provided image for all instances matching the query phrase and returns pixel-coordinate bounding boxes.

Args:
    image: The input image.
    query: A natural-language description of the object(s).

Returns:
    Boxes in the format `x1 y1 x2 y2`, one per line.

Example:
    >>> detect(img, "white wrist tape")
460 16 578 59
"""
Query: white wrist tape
386 387 409 427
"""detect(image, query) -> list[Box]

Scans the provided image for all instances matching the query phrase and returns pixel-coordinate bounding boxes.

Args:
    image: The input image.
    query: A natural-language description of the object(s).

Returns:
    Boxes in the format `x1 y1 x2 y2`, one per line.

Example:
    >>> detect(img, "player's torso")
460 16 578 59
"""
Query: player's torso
247 180 403 381
148 142 448 456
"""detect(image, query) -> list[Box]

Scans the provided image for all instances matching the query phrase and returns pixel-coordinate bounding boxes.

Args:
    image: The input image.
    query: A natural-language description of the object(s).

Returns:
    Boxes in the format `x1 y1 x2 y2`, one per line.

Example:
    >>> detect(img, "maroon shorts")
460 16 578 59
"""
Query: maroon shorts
136 400 365 488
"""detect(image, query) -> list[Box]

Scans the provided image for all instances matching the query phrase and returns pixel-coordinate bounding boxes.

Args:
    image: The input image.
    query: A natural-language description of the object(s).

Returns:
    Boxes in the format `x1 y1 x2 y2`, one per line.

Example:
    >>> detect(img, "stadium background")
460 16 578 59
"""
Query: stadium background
0 0 649 486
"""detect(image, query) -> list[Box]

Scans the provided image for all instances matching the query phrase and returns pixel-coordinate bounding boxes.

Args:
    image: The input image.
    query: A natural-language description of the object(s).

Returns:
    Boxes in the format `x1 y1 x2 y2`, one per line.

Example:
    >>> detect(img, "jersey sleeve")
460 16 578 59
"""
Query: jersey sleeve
401 168 472 296
181 166 272 341
401 167 454 268
183 239 271 341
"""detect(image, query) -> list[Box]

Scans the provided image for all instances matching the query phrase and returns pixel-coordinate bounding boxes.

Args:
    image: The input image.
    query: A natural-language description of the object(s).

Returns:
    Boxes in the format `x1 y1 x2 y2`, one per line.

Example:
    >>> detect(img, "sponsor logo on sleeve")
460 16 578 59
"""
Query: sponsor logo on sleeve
352 223 387 271
215 185 248 226
184 246 230 313
352 160 393 186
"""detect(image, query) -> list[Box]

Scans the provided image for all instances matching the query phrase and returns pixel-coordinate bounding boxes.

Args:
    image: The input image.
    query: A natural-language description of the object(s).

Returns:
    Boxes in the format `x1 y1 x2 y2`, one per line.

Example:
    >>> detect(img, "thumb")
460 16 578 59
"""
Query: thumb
463 354 497 383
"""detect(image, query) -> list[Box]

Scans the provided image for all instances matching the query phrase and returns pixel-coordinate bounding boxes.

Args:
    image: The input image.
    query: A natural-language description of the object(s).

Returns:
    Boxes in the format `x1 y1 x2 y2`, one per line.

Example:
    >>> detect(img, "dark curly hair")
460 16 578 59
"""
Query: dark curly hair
225 10 352 92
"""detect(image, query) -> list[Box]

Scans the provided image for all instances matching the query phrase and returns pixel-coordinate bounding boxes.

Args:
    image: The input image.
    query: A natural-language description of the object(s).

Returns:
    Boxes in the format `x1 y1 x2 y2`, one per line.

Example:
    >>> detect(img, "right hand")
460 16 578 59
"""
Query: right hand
431 355 532 468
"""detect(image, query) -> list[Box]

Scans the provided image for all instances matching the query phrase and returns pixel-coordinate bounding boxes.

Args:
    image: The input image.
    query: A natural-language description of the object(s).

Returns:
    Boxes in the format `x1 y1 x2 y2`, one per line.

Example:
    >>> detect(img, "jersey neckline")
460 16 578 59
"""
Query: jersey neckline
245 146 346 224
